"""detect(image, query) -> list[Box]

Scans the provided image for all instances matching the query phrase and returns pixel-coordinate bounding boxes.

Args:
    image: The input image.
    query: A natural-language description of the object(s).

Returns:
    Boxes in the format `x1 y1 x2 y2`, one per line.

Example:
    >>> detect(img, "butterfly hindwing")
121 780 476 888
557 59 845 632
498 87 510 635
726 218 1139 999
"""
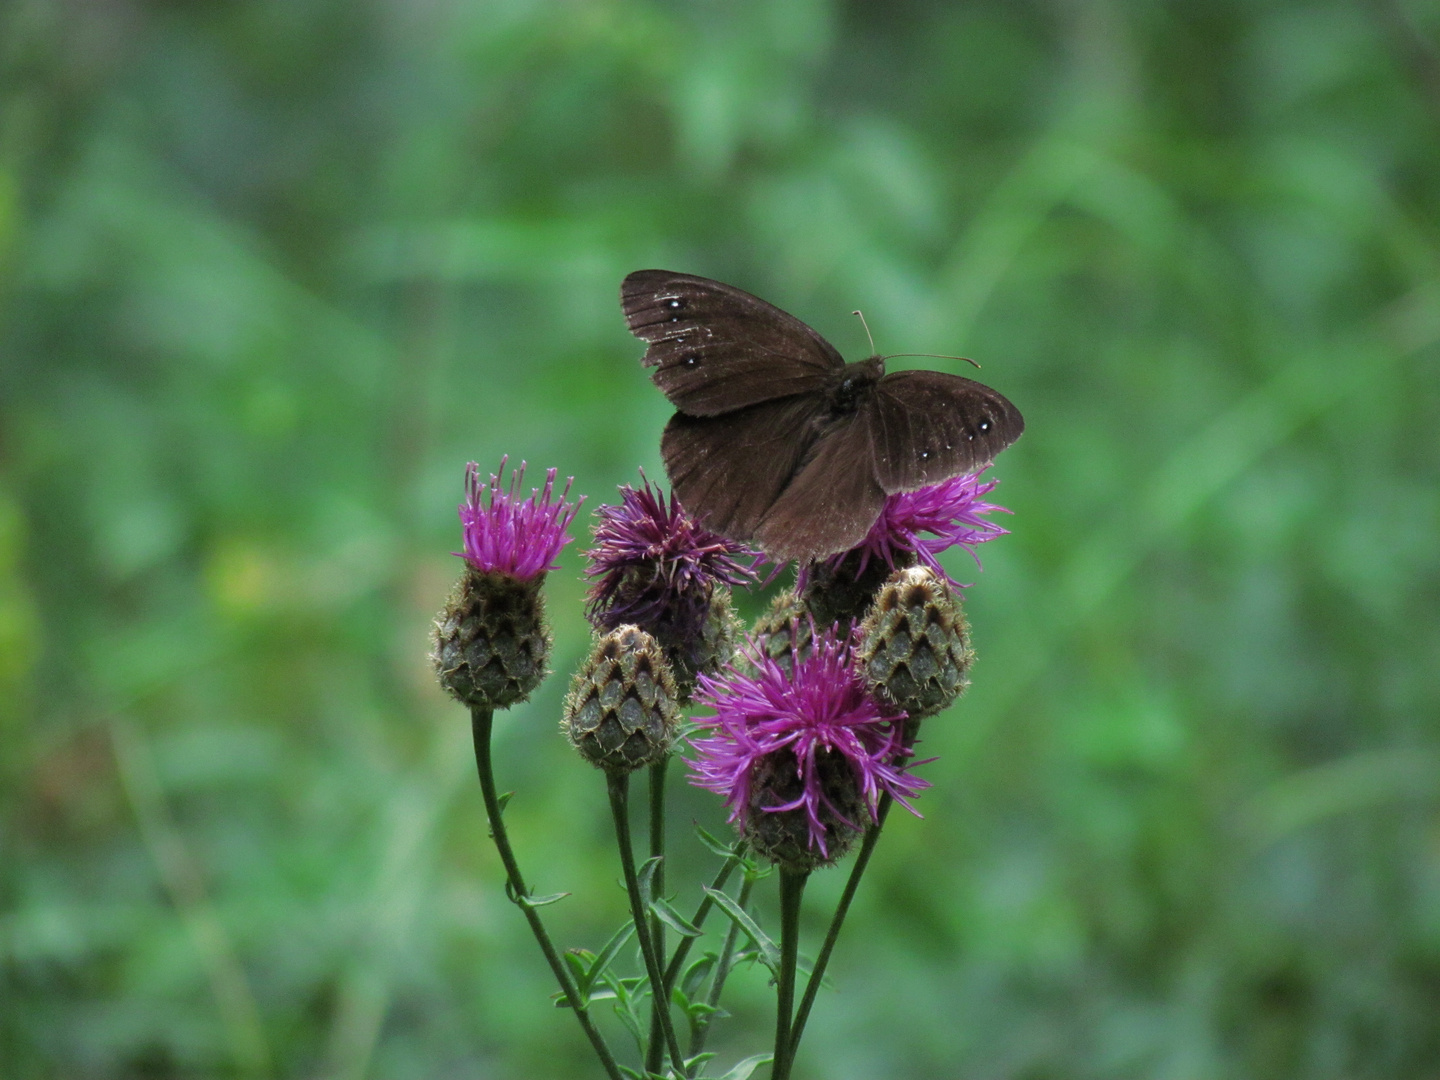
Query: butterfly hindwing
754 415 888 561
622 270 842 417
864 370 1025 493
660 394 833 543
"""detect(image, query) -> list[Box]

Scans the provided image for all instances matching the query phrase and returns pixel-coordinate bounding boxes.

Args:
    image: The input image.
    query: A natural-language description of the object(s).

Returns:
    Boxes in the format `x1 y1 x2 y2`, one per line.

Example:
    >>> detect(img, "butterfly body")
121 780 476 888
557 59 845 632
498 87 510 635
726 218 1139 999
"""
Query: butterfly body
622 270 1023 562
828 356 886 413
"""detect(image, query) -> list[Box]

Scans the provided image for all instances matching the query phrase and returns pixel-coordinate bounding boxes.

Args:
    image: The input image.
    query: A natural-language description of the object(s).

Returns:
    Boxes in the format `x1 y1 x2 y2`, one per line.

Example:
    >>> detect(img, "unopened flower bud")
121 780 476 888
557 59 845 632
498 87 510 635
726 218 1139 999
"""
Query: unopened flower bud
564 625 680 774
857 566 973 720
432 568 551 709
749 590 813 673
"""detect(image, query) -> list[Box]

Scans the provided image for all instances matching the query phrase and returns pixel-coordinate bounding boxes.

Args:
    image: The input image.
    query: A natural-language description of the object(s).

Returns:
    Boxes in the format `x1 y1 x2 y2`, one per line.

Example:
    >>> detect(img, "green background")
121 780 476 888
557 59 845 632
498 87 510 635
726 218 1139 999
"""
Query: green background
4 0 1440 1077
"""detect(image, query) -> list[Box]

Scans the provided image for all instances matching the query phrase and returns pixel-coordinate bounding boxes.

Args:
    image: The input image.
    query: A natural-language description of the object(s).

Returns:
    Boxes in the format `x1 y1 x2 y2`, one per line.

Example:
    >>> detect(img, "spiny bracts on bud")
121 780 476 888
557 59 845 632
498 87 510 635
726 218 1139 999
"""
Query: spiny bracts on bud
432 568 551 709
857 565 973 720
800 546 916 634
749 590 813 674
742 747 868 872
564 625 680 774
662 587 742 701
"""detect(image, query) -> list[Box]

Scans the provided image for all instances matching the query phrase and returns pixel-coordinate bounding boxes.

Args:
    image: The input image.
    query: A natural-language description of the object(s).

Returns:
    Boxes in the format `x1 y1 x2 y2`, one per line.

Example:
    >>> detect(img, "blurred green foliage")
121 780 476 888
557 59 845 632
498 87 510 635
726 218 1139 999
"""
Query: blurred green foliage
4 0 1440 1077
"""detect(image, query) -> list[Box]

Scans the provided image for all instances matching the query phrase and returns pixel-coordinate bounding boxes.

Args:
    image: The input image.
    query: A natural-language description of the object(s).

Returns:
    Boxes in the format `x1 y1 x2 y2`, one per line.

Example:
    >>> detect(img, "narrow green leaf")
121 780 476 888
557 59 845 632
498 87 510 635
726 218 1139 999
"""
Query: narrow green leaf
601 972 648 1019
684 1052 717 1075
694 824 738 859
612 1002 644 1050
563 950 591 998
518 890 571 908
589 921 637 985
740 860 773 883
637 855 663 906
672 985 722 1023
566 949 593 974
702 886 779 975
651 896 703 938
714 1053 773 1080
486 791 516 838
605 971 645 1052
681 953 717 999
674 992 719 1022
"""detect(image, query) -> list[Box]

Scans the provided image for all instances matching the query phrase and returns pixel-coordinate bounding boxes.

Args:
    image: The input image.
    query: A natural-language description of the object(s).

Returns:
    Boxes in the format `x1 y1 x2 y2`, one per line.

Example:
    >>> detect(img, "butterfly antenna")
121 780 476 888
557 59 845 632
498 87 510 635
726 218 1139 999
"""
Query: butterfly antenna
882 352 982 370
852 310 877 355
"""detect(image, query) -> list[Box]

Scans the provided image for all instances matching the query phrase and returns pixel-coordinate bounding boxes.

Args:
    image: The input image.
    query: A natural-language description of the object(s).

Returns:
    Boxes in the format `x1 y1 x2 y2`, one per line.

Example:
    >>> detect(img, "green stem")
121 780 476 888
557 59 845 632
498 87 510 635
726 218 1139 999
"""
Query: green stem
771 868 809 1080
663 845 746 989
787 794 894 1061
469 707 624 1080
644 757 669 1076
607 771 687 1077
686 874 754 1075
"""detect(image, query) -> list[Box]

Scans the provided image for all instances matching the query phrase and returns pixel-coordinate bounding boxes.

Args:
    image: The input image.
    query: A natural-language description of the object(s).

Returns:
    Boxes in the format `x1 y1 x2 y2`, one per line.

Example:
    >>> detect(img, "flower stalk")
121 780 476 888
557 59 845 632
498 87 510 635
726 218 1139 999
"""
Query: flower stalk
788 793 895 1060
470 706 623 1080
607 771 688 1076
772 867 809 1080
644 756 670 1077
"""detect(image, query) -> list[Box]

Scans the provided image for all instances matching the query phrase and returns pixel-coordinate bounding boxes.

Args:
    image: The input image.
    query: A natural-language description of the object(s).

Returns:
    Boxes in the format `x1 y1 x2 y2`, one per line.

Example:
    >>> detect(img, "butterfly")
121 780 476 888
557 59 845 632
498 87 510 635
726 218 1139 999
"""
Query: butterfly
621 270 1024 562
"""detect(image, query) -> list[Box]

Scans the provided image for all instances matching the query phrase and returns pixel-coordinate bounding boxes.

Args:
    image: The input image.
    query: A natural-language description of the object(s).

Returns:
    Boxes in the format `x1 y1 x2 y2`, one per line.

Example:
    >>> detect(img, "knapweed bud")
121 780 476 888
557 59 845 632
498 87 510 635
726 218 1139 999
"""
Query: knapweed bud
749 589 813 673
857 565 973 720
564 625 680 774
669 587 742 697
433 568 551 709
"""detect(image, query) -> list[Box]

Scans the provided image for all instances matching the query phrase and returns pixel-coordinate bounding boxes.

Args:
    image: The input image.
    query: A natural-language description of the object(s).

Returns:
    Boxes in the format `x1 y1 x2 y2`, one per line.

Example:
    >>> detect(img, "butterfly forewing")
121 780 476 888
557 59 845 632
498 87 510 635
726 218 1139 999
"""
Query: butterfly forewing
865 370 1025 493
622 270 842 417
661 394 833 543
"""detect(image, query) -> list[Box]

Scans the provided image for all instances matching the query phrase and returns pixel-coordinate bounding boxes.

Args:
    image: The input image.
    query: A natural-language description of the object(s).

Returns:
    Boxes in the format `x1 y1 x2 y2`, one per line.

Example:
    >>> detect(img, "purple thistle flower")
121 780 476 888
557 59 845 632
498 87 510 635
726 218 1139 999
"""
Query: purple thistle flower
585 476 756 636
800 468 1011 591
456 457 583 580
687 626 928 862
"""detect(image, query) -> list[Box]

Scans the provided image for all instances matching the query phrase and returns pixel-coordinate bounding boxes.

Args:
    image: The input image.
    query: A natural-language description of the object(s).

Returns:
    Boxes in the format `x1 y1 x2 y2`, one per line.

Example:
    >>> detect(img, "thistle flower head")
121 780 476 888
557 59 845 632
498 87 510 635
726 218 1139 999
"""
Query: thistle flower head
584 477 755 693
586 477 756 627
687 625 927 866
800 469 1009 592
457 457 582 580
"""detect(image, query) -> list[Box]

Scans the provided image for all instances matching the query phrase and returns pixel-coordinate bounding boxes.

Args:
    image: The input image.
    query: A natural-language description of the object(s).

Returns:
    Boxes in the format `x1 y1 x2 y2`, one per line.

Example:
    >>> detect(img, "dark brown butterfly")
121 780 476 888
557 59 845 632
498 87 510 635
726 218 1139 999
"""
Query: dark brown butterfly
621 270 1024 562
